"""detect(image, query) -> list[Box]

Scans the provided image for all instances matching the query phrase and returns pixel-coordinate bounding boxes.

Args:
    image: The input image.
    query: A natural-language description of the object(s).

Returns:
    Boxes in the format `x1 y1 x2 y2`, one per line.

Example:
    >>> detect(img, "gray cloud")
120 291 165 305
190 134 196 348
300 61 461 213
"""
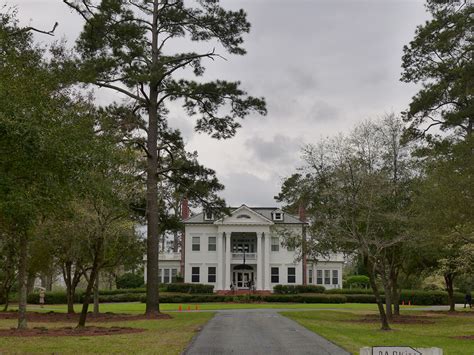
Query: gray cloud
219 172 281 207
245 134 302 166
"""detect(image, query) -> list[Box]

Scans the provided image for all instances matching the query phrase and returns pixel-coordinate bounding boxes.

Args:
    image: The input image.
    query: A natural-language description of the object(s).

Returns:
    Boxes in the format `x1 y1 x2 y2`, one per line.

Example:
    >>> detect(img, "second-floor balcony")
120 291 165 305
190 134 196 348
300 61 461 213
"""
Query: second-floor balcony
232 252 257 261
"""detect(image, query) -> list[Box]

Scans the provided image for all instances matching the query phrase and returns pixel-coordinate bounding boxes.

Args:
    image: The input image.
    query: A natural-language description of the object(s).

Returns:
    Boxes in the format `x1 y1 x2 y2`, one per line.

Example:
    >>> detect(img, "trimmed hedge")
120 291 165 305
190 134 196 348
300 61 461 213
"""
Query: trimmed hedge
98 288 146 296
273 285 326 294
326 288 375 295
164 283 214 294
139 293 346 304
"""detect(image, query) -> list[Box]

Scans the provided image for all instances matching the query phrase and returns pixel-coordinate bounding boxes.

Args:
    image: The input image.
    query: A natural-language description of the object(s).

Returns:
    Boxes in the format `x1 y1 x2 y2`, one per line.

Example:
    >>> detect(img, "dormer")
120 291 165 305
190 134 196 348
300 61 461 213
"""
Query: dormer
271 209 284 221
203 209 215 221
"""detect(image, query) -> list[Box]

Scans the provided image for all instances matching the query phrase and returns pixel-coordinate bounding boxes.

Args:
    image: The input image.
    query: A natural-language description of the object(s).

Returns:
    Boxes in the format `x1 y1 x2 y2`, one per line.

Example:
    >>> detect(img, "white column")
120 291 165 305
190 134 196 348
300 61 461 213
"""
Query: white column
264 232 271 290
216 233 223 290
225 232 231 290
257 233 263 290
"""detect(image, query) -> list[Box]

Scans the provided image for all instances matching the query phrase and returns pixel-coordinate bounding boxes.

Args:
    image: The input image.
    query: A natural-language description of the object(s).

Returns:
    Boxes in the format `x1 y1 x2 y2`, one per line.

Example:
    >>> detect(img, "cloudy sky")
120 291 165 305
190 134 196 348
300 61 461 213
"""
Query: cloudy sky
10 0 430 207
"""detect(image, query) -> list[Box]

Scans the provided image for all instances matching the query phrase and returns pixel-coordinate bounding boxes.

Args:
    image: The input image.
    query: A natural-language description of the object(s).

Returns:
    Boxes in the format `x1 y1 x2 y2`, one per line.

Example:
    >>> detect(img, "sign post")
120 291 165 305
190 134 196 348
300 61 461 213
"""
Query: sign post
360 347 443 355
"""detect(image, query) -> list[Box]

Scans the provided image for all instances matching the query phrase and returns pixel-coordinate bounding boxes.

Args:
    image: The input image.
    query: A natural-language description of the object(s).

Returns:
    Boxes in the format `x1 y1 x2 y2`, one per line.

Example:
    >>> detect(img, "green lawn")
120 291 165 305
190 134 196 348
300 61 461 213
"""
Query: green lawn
283 309 474 355
0 312 212 354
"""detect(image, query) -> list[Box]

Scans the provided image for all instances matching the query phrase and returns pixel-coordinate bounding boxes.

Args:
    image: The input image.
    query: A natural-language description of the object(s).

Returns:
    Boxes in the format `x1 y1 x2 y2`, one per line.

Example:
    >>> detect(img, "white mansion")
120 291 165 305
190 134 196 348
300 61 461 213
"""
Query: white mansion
154 203 343 291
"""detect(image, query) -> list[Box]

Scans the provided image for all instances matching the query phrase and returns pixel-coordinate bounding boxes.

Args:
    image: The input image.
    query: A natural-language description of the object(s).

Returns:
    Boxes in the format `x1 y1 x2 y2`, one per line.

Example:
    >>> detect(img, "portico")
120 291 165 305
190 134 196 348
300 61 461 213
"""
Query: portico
214 207 274 291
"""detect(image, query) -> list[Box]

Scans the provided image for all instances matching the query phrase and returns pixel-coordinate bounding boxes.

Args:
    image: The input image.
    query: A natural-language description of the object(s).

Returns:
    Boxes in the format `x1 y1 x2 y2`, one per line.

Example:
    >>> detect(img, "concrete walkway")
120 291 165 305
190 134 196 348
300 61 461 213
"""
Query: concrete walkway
183 309 350 355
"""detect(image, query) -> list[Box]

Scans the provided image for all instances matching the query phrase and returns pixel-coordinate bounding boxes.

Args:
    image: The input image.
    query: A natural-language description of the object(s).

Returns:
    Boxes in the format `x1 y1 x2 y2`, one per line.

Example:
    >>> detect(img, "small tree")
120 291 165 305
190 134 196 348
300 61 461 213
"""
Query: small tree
278 116 414 330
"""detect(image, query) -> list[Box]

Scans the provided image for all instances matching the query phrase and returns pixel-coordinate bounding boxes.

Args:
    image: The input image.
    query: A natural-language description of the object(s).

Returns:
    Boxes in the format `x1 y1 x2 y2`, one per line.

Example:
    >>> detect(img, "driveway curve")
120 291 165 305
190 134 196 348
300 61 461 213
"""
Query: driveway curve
183 309 350 355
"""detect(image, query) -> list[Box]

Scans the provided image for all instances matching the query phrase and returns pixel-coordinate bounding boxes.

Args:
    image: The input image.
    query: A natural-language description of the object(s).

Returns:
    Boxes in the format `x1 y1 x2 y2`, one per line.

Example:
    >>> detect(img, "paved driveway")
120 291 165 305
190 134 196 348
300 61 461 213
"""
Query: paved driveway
183 309 350 355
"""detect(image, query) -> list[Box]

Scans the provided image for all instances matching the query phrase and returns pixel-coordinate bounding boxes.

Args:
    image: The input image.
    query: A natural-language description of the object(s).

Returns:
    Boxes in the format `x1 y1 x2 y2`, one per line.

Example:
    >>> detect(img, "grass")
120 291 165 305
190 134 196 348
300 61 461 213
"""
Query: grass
282 309 474 355
1 303 465 354
0 312 212 354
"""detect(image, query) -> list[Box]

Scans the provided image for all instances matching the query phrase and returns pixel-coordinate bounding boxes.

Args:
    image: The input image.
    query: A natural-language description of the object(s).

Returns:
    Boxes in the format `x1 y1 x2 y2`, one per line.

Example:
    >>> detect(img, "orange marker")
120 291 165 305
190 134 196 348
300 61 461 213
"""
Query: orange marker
178 305 182 312
187 305 191 311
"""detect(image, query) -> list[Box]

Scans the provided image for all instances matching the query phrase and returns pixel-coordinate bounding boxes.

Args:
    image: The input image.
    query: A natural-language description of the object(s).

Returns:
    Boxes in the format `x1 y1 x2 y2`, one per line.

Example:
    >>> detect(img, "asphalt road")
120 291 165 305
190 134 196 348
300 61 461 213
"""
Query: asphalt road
183 309 350 355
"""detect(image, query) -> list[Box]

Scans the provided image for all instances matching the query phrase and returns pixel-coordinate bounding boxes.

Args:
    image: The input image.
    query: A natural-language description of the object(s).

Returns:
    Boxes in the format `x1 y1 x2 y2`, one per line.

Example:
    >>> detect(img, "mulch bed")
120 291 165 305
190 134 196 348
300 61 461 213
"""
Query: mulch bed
347 314 436 324
0 311 171 323
453 335 474 340
0 326 145 337
426 310 474 317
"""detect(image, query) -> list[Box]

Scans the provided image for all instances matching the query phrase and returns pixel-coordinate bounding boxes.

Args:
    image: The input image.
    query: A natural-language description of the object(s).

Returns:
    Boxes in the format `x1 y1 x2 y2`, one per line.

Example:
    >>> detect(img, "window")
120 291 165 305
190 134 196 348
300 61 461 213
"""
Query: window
287 244 295 252
271 267 279 283
271 237 279 252
164 268 170 283
332 270 338 285
237 214 251 219
324 270 330 285
208 267 216 283
316 270 323 285
172 269 177 283
272 212 283 221
288 267 296 283
208 236 216 251
204 210 214 220
308 269 313 284
192 236 200 251
159 269 162 283
191 267 200 283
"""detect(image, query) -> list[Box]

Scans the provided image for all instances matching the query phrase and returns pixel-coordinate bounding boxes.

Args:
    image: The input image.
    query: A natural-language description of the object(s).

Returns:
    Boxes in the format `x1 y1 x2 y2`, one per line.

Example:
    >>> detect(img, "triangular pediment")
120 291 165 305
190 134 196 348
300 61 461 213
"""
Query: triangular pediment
214 205 274 225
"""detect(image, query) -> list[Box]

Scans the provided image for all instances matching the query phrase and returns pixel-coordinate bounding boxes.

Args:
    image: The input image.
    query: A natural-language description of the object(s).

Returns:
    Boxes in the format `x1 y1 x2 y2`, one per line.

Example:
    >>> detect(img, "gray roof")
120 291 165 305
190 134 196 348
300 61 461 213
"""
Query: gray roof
184 206 304 225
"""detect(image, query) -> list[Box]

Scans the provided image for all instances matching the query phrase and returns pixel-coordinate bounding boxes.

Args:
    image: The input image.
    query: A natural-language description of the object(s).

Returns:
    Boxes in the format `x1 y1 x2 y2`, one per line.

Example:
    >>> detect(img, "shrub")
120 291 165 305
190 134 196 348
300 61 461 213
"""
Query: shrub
98 293 145 303
139 293 345 304
345 294 378 303
273 285 325 294
326 288 374 295
98 288 146 296
164 283 214 294
344 275 370 289
399 290 464 305
116 273 144 289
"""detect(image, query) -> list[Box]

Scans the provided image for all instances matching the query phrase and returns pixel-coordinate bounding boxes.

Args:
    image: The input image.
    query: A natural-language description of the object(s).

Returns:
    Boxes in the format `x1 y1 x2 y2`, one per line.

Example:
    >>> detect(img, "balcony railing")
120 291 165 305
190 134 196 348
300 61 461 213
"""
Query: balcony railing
232 252 257 260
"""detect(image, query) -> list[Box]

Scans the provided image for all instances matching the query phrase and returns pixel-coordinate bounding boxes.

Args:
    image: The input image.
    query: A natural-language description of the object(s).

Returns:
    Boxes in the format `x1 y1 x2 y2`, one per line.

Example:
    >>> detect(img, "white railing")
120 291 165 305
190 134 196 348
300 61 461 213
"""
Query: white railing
232 252 257 260
158 252 181 261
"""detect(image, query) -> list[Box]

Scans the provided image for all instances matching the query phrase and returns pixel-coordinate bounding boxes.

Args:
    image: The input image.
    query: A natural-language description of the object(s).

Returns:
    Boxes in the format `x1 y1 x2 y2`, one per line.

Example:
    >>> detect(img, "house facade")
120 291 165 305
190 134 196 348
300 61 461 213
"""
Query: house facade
181 204 344 291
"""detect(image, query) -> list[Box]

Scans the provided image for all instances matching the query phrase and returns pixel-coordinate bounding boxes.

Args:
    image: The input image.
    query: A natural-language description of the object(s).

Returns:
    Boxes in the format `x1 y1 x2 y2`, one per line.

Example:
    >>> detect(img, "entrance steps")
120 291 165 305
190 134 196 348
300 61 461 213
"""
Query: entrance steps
216 290 272 296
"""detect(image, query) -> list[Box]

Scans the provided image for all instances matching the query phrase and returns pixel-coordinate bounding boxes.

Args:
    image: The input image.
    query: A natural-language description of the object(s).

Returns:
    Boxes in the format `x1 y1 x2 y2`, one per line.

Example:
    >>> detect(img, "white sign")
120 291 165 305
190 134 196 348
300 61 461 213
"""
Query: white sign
372 347 421 355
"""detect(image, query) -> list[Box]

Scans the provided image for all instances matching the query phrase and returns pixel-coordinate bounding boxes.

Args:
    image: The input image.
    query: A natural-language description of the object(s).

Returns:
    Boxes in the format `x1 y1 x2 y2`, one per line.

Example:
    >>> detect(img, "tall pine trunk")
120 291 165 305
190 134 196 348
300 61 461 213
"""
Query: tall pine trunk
17 232 28 329
145 0 161 317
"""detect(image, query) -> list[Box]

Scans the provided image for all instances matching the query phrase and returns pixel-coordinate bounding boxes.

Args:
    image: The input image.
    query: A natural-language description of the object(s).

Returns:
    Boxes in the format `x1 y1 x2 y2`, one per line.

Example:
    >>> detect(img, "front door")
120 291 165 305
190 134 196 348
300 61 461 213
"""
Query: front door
233 271 253 289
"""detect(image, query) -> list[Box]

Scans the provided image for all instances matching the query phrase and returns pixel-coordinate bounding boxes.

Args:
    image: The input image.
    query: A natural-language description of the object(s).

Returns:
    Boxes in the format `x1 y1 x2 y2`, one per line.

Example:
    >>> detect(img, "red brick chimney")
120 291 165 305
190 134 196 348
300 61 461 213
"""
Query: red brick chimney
181 198 190 220
298 204 306 222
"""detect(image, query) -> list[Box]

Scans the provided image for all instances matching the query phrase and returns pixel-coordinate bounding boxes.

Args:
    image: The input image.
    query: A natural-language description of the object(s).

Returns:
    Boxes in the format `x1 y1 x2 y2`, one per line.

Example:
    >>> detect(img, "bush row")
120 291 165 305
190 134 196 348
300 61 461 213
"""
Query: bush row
273 285 325 294
164 283 214 294
139 293 347 304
